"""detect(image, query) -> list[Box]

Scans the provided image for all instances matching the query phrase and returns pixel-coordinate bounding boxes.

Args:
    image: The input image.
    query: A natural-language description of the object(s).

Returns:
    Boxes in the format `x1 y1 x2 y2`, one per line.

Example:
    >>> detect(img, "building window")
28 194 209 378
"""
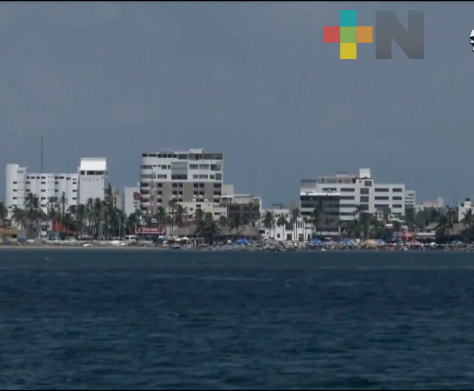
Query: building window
214 183 222 188
360 188 369 195
13 189 17 192
171 174 187 180
215 174 222 180
73 190 77 193
392 188 403 192
364 181 372 187
374 188 389 192
393 196 403 200
374 196 389 200
360 196 369 203
392 204 403 208
189 164 199 169
340 188 355 192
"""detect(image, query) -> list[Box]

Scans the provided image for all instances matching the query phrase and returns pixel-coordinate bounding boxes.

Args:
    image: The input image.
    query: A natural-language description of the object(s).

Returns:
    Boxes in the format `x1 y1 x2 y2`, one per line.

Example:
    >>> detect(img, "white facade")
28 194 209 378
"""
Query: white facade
124 186 141 216
415 197 444 212
180 201 227 219
300 168 406 221
458 199 473 222
78 158 107 204
6 164 78 214
6 158 107 215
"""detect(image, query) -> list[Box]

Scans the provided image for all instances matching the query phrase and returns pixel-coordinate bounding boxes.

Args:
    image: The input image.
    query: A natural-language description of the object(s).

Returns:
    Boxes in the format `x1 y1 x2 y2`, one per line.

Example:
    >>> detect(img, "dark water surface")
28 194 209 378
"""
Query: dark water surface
1 250 474 390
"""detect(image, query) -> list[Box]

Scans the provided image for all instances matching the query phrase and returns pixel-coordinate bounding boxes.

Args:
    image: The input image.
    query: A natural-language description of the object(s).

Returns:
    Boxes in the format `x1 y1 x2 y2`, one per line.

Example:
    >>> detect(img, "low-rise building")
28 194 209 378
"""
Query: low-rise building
415 197 444 211
458 198 473 222
301 168 407 221
124 186 141 216
300 191 341 236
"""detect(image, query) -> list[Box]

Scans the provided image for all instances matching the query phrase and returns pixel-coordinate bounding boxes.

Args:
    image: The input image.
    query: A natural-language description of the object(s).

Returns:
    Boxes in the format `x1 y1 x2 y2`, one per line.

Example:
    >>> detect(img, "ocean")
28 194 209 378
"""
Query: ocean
1 249 474 390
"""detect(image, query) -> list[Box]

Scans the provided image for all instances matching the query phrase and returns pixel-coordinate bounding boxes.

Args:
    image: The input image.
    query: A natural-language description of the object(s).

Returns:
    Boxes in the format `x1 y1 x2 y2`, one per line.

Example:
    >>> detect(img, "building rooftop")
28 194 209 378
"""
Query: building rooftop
79 158 107 171
300 192 341 196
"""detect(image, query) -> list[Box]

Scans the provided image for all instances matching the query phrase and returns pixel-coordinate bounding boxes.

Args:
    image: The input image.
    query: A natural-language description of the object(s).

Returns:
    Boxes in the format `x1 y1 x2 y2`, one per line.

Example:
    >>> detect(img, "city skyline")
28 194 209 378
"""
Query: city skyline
0 2 471 205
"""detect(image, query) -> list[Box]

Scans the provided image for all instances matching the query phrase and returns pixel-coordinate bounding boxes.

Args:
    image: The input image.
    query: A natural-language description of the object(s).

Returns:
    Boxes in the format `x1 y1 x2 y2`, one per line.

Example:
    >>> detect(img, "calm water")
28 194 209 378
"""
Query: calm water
1 250 474 390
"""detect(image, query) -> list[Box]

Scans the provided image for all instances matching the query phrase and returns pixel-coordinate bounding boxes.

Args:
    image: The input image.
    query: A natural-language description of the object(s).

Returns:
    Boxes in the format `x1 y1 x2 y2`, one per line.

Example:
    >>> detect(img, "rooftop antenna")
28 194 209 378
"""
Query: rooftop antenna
40 135 44 172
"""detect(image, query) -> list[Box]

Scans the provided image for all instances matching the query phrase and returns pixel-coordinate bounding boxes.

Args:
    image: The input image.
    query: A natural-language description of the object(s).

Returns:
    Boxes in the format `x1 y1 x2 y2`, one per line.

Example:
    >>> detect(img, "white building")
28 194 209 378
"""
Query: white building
415 197 444 212
78 158 107 205
300 168 406 221
5 158 107 215
259 206 313 241
6 164 79 213
124 186 141 217
458 199 473 222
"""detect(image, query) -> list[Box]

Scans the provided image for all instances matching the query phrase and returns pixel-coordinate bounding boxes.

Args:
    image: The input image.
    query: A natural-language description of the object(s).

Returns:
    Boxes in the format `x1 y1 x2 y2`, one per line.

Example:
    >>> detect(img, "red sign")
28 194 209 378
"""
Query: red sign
136 227 164 235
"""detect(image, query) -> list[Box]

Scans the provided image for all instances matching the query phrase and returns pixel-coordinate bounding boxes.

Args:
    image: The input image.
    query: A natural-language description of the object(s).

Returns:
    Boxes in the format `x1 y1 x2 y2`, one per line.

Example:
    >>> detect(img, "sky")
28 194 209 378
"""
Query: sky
0 1 472 207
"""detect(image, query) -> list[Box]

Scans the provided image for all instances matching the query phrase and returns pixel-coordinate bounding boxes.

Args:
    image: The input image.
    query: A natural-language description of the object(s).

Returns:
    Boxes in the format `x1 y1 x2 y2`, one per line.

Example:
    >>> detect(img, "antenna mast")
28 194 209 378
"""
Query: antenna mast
40 135 44 172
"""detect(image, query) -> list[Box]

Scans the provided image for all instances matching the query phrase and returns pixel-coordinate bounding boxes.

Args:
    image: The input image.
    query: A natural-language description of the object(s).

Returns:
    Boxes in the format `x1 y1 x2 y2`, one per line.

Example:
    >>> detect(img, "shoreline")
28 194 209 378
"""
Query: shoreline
0 245 471 253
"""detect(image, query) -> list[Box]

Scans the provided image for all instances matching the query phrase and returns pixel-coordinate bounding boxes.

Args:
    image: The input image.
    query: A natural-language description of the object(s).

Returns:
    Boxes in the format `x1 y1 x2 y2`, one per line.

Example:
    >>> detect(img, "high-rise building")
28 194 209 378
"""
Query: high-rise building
5 158 107 215
77 158 108 205
139 148 224 215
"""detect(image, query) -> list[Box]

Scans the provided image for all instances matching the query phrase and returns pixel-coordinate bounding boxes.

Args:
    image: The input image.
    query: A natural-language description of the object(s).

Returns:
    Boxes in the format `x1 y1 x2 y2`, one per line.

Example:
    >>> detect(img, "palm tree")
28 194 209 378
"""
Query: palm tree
0 201 8 227
76 204 87 237
168 199 177 234
290 207 300 241
174 204 187 228
218 215 228 228
156 206 167 233
195 212 220 244
311 205 324 238
230 214 243 237
11 206 26 230
92 198 103 239
263 211 274 239
435 214 453 243
25 193 43 238
127 212 138 235
461 209 474 243
405 207 415 232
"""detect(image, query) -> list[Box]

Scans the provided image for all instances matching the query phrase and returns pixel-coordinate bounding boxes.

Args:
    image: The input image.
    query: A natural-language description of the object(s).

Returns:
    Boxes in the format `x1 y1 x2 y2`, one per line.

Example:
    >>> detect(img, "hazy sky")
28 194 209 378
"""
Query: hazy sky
0 2 472 206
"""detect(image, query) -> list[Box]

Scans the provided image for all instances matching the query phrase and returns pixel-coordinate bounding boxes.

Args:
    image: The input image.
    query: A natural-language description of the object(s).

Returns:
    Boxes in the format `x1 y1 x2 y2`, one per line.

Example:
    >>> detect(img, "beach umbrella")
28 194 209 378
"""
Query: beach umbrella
235 238 250 245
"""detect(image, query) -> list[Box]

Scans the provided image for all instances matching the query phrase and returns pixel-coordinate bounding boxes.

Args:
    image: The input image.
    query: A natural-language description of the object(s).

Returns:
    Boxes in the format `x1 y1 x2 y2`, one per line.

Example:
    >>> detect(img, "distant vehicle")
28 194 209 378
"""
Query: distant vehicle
471 30 474 51
125 235 137 243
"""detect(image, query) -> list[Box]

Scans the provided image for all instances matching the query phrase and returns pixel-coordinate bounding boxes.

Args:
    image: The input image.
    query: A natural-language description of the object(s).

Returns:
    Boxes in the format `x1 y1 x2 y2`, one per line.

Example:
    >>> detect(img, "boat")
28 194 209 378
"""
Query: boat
171 244 181 250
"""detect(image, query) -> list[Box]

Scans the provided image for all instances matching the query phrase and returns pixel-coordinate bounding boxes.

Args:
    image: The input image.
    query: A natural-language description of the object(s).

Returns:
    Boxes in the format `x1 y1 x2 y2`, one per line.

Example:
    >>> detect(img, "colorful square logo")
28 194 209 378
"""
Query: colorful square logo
324 10 373 59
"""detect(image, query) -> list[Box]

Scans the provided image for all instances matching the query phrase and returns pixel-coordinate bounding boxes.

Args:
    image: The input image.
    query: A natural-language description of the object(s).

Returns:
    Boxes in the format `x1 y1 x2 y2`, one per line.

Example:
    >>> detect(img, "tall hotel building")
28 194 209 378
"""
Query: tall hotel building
139 149 223 214
5 158 107 214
